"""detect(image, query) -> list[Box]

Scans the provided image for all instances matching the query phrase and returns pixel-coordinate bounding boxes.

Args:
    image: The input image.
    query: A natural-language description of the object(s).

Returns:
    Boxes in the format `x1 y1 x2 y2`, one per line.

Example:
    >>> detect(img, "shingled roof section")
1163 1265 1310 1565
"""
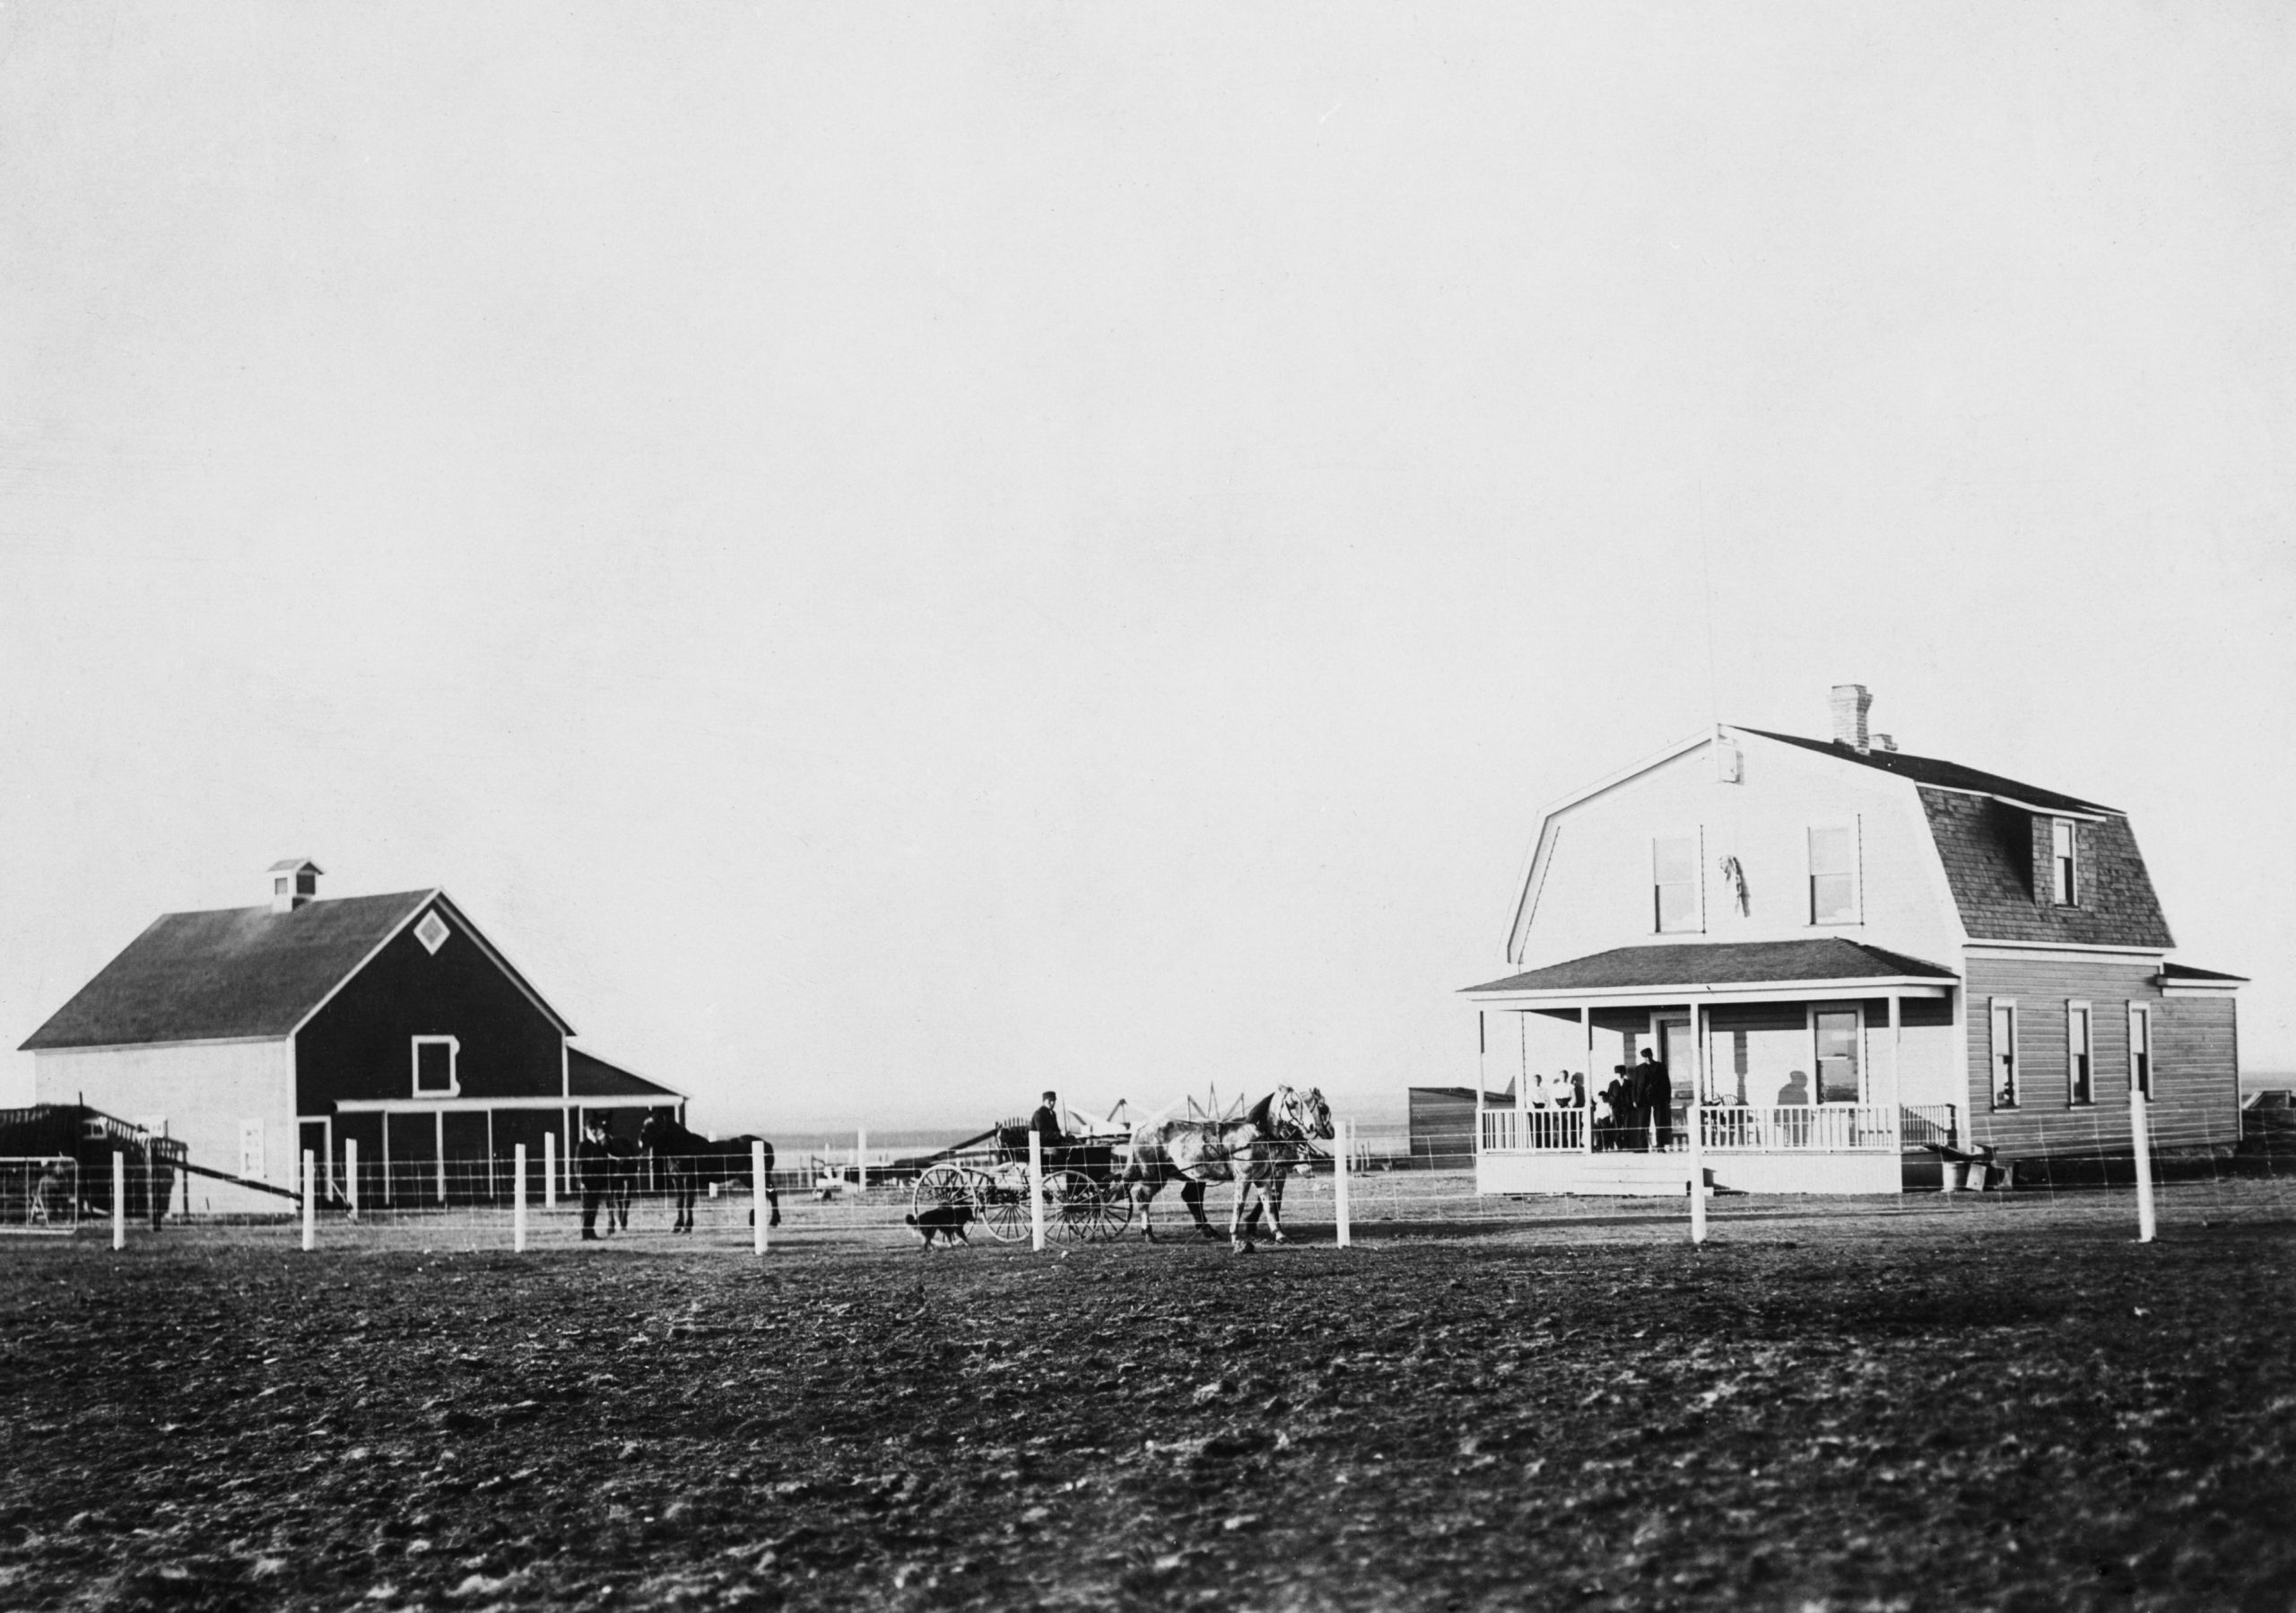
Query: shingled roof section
568 1046 686 1101
1462 938 1958 996
20 892 435 1051
1917 788 2173 947
1738 728 2118 815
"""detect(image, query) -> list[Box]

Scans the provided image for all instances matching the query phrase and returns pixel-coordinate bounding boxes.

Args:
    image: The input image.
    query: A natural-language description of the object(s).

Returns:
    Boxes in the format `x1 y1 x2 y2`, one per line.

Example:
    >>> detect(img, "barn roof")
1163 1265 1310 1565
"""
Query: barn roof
1462 938 1958 997
568 1046 686 1101
19 890 574 1051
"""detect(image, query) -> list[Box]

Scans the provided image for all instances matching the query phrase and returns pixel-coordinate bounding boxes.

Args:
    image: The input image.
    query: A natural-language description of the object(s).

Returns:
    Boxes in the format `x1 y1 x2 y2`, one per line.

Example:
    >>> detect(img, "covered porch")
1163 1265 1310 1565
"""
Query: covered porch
1459 939 1961 1196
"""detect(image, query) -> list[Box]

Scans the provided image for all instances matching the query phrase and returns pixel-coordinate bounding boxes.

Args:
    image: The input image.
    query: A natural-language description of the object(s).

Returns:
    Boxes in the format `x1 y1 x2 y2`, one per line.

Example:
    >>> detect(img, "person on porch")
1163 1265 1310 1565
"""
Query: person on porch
1635 1048 1673 1150
1602 1066 1632 1150
1776 1069 1813 1147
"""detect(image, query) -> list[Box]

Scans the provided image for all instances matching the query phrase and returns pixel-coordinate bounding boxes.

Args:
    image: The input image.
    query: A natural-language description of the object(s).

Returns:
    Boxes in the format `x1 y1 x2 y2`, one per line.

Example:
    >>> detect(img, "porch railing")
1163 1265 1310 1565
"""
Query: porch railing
1698 1104 1898 1152
1898 1103 1959 1149
1480 1108 1586 1153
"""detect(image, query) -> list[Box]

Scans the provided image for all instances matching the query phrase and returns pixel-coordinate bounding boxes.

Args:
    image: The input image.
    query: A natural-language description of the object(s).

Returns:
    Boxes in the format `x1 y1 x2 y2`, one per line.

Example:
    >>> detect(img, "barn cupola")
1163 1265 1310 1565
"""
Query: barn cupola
267 859 322 914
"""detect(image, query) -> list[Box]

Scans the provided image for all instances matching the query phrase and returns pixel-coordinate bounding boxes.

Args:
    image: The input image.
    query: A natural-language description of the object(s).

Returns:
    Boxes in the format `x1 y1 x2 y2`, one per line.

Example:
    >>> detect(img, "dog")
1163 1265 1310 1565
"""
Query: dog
904 1201 973 1249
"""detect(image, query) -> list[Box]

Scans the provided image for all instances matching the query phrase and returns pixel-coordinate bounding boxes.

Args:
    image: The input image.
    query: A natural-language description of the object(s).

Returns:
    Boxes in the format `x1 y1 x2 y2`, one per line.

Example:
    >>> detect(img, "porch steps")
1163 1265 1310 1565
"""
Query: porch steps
1570 1154 1713 1198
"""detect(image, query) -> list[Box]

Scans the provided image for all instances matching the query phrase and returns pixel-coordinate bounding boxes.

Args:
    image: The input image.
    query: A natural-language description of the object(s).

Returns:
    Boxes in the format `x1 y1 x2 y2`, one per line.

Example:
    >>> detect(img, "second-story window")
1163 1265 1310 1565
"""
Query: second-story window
1808 823 1858 924
1652 834 1700 933
2051 819 2079 905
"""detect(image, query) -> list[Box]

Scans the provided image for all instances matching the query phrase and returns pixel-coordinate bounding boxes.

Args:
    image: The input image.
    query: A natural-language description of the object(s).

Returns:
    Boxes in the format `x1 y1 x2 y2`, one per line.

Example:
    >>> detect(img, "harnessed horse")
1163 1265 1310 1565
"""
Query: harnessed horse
639 1114 780 1234
1123 1086 1334 1251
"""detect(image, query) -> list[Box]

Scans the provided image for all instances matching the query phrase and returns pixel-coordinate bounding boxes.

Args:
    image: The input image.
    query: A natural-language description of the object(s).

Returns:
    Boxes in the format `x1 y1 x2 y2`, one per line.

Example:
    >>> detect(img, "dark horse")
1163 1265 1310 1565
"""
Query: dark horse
639 1113 781 1234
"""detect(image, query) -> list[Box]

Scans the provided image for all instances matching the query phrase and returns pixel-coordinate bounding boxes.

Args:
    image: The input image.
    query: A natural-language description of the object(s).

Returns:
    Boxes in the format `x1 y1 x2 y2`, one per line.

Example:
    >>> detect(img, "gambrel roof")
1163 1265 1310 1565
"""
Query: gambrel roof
1738 728 2119 817
20 891 574 1051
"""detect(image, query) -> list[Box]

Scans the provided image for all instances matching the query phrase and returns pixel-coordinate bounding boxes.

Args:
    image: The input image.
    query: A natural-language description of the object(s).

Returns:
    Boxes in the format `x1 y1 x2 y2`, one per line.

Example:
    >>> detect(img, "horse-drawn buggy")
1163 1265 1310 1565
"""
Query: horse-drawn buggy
906 1085 1338 1249
909 1114 1135 1243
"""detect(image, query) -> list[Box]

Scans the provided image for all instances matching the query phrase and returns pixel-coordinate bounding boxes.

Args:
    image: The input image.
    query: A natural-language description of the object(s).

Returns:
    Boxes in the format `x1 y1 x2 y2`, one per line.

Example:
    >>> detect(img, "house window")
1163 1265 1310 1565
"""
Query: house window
1990 1000 2018 1110
1813 1008 1861 1105
2051 819 2079 905
1808 823 1858 924
1652 834 1700 933
2067 1002 2092 1105
412 1035 460 1097
2127 1004 2152 1101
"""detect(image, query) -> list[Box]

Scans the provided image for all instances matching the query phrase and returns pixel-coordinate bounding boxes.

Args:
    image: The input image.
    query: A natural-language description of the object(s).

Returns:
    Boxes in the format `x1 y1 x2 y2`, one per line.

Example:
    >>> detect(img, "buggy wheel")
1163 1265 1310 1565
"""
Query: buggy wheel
1045 1170 1100 1242
1080 1180 1134 1242
976 1166 1032 1243
911 1164 971 1222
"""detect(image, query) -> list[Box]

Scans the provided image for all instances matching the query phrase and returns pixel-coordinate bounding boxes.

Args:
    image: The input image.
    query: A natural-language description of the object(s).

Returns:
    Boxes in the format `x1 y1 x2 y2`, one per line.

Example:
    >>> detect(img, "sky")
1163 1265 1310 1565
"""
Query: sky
3 4 2291 1134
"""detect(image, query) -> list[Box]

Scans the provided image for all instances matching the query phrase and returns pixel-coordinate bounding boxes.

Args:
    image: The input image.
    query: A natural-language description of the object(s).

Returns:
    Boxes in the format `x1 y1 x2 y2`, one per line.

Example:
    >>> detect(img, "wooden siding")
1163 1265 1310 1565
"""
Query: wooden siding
295 906 565 1111
1962 955 2238 1155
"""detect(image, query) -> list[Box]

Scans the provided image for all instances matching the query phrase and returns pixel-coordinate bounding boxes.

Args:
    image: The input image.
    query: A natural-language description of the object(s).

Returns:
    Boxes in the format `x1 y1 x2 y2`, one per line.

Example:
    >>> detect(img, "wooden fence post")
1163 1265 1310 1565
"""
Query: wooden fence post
2130 1085 2157 1243
514 1143 528 1252
752 1140 769 1256
1028 1129 1046 1251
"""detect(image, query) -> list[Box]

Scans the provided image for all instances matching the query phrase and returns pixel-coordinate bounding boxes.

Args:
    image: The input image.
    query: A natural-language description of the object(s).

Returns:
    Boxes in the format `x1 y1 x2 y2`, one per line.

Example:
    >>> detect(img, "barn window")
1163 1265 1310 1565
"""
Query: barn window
415 911 450 955
412 1036 460 1097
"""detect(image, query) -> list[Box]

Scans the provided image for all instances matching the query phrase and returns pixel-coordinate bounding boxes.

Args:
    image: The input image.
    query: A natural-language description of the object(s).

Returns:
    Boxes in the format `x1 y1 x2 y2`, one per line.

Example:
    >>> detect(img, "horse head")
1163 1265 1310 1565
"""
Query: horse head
1284 1086 1335 1141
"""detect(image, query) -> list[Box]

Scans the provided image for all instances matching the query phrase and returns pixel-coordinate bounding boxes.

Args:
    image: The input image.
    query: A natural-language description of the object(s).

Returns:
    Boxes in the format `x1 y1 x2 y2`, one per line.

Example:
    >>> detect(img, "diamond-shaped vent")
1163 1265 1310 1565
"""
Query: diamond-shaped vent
414 911 449 955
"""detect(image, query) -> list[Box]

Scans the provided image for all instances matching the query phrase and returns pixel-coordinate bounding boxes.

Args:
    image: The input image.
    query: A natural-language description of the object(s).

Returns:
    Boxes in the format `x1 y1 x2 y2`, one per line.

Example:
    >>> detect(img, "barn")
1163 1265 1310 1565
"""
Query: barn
17 860 684 1213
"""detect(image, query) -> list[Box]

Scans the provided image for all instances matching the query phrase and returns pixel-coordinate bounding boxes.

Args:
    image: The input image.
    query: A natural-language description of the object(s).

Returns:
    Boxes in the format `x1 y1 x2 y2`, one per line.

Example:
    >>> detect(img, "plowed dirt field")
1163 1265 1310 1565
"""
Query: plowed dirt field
3 1199 2292 1611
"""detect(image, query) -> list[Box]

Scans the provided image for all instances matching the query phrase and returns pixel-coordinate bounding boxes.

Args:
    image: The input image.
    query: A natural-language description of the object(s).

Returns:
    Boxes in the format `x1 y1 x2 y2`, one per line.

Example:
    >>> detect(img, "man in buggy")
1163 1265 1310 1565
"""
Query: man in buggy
1029 1090 1077 1169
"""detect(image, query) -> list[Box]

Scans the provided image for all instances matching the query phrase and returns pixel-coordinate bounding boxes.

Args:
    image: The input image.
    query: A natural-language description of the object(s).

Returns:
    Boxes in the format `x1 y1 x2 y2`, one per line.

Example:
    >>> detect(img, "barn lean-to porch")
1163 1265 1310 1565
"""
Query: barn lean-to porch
1460 939 1961 1196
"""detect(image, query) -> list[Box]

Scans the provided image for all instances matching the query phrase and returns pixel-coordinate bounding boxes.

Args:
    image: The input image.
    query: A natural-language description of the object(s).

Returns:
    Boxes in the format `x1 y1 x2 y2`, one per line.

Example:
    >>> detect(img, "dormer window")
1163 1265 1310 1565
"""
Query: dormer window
2050 818 2079 905
1652 833 1701 933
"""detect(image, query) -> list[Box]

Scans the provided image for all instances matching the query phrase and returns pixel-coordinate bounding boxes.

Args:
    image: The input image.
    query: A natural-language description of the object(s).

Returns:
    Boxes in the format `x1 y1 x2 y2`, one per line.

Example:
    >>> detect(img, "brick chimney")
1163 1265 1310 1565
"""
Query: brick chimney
1830 685 1873 754
268 859 321 914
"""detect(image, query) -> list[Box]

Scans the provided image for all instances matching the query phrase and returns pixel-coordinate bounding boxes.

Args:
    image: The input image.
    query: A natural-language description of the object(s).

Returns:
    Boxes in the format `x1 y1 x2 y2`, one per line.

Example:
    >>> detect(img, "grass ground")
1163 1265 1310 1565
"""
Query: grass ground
2 1185 2292 1611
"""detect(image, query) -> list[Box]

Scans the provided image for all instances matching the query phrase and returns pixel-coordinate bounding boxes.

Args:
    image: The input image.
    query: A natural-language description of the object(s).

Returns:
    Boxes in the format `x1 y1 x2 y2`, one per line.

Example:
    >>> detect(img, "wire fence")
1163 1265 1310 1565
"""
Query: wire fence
13 1093 2294 1253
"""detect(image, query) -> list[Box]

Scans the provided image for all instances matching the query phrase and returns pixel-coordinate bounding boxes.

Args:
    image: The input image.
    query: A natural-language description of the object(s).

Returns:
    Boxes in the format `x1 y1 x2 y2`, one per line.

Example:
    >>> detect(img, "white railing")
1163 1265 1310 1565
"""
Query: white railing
1899 1104 1959 1149
1698 1104 1897 1153
1479 1107 1587 1153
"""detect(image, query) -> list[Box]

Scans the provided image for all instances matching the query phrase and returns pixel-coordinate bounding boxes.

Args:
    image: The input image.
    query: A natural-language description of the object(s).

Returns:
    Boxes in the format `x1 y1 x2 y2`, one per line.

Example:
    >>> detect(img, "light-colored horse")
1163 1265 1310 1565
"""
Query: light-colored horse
1123 1086 1334 1251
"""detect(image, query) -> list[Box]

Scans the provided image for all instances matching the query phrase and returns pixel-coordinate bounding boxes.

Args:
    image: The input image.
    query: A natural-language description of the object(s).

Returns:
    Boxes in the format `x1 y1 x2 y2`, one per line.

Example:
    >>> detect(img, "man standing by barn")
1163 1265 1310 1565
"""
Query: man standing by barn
578 1115 613 1241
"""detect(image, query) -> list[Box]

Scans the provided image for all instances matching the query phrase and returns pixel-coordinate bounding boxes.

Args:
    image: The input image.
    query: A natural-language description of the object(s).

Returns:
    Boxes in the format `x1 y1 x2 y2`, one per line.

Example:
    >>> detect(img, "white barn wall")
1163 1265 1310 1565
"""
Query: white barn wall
1515 736 1965 972
31 1040 295 1216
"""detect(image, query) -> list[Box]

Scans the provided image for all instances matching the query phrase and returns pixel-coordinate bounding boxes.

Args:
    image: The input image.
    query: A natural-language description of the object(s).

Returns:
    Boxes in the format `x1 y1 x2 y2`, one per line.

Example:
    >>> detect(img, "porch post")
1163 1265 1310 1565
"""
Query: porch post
1888 993 1903 1150
1581 1005 1595 1154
